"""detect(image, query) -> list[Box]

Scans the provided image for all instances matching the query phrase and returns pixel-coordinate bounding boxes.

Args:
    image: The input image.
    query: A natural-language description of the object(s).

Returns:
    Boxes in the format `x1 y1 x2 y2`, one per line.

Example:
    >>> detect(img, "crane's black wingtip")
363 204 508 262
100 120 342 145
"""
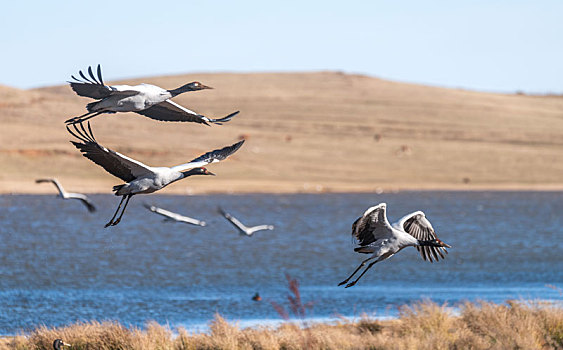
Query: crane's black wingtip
142 203 155 211
225 110 240 119
233 139 245 148
217 206 227 215
227 139 245 155
210 110 240 125
97 64 104 85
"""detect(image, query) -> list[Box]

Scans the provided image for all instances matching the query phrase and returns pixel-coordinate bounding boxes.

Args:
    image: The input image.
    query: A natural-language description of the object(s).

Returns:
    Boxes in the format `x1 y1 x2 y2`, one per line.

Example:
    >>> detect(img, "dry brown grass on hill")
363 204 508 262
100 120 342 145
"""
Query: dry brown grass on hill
1 72 563 194
3 300 563 349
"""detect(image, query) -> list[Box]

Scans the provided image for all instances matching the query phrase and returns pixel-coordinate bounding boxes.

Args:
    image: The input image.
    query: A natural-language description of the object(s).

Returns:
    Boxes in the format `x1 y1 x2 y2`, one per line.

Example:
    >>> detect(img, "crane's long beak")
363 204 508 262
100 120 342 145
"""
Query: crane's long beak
63 342 72 347
201 84 213 90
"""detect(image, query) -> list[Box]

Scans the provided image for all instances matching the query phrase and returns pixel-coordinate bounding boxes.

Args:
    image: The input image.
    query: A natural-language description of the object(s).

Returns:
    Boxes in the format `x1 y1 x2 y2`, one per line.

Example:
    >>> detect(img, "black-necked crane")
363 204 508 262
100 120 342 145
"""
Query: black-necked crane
338 203 451 288
67 122 244 227
65 65 239 125
35 178 96 212
218 207 274 236
144 204 206 226
53 339 71 350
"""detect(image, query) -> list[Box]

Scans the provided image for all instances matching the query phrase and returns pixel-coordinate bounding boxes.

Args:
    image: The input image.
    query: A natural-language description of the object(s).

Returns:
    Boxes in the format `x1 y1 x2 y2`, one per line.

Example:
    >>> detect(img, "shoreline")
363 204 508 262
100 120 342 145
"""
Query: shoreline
3 182 563 195
2 297 561 338
2 299 562 349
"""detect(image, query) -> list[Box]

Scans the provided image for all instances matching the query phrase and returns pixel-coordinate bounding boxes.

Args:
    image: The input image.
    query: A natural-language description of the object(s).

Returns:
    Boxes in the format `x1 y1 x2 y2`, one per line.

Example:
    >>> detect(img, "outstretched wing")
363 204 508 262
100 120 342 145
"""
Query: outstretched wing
398 211 448 262
352 203 393 246
170 140 245 172
36 178 65 196
70 195 97 213
218 207 249 232
66 122 153 182
69 65 115 99
69 65 139 99
247 225 274 235
135 100 209 124
136 100 239 125
144 204 180 220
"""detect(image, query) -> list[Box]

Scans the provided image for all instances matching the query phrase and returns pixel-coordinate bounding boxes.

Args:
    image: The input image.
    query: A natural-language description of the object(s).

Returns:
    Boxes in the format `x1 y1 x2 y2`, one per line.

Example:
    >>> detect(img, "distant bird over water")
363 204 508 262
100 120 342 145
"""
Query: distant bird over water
53 339 71 350
35 178 96 212
338 203 451 288
67 122 244 227
144 204 206 226
65 64 239 125
252 292 262 301
218 207 274 236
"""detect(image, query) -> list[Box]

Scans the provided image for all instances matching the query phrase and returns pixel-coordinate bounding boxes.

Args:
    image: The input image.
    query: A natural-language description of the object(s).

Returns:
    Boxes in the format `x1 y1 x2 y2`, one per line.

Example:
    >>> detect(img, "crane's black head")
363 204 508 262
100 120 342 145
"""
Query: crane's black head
169 81 212 96
186 81 212 91
182 167 216 177
53 339 71 350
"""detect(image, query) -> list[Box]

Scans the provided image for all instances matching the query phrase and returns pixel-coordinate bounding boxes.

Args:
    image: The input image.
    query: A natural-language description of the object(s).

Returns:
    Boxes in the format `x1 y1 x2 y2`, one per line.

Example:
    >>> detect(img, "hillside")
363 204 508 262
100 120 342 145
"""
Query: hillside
1 72 562 194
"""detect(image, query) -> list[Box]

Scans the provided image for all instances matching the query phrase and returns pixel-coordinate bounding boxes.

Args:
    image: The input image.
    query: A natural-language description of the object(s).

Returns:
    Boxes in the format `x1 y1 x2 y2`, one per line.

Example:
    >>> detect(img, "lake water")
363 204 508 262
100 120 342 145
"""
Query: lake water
1 192 562 335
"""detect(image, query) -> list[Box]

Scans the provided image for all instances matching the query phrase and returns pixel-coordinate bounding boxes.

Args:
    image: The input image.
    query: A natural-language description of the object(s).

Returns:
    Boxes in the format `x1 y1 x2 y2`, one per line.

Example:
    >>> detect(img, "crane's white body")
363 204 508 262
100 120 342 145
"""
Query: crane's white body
90 84 174 113
115 167 184 195
351 204 419 257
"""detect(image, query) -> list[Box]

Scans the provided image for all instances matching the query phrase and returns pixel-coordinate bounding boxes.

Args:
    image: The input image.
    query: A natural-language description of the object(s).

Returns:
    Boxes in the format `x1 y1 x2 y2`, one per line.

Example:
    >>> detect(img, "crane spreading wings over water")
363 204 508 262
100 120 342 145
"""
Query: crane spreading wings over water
339 203 451 288
66 122 244 227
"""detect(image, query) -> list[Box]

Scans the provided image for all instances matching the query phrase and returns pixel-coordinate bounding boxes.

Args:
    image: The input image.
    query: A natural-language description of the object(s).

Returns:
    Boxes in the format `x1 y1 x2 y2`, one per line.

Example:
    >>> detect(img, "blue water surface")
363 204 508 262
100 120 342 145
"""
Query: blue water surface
0 192 562 334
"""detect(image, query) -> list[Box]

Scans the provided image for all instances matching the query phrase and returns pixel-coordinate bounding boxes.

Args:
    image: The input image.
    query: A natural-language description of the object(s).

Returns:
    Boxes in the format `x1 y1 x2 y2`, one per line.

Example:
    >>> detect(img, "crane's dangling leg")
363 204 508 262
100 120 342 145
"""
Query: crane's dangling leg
345 259 380 288
65 112 102 125
105 195 127 228
338 256 376 286
111 195 133 226
73 112 103 124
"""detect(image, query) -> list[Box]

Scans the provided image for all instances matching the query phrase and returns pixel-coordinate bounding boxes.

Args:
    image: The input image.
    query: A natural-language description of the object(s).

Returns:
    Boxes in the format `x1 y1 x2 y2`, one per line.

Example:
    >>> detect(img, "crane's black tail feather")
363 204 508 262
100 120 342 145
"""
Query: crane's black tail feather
86 101 99 112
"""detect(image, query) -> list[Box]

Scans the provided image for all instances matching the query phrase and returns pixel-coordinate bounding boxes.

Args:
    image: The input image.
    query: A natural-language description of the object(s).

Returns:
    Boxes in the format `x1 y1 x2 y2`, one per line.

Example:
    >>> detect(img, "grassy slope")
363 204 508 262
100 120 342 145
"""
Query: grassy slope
1 72 562 194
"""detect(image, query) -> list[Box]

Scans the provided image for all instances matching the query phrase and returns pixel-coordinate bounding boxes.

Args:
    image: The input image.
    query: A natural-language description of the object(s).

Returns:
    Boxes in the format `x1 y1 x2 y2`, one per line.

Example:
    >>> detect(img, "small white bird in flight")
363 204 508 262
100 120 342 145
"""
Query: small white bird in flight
67 122 244 227
35 178 96 212
144 204 206 226
65 64 239 125
338 203 451 288
218 207 274 236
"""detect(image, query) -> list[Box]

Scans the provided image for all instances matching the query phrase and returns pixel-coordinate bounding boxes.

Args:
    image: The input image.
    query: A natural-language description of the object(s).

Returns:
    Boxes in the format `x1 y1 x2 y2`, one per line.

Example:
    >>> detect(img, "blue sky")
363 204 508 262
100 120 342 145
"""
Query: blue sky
1 1 561 93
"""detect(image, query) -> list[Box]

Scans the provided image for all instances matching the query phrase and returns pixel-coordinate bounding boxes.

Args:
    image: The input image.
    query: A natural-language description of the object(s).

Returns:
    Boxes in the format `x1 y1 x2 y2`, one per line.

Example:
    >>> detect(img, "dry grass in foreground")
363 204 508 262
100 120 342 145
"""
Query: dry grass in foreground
3 300 563 350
